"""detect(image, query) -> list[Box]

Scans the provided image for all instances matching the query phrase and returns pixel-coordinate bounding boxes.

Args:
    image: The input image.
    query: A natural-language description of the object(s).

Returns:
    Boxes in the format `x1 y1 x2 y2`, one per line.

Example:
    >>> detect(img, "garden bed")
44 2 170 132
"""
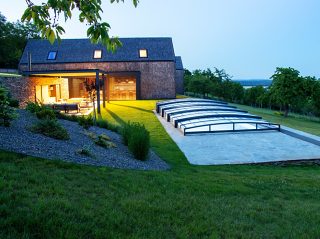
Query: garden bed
0 110 169 170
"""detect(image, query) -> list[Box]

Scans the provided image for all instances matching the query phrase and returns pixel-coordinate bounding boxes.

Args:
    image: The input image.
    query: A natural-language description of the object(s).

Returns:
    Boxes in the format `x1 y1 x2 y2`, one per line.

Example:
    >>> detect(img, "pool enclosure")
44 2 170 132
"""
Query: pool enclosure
156 99 280 135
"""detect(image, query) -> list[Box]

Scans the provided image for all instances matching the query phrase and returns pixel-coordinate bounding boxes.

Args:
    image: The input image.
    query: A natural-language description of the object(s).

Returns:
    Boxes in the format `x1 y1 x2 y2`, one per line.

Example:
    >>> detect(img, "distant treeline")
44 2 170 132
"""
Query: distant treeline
184 67 320 117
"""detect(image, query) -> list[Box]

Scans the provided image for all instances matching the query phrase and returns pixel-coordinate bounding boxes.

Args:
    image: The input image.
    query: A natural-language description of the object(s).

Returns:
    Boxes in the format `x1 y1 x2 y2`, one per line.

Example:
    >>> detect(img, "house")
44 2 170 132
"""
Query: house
4 37 184 112
175 56 184 94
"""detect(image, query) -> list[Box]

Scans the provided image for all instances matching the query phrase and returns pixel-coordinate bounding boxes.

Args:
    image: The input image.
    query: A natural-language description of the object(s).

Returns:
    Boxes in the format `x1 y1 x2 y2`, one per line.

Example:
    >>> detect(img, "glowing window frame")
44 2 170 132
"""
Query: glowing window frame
139 49 148 58
93 50 102 59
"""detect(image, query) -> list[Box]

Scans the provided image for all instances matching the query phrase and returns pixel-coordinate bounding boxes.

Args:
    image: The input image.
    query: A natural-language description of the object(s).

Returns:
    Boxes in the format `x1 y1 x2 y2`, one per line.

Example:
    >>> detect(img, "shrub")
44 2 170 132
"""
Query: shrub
128 124 150 161
84 131 97 140
77 145 93 158
96 118 120 133
121 121 132 146
36 107 56 120
95 135 116 148
99 133 110 141
78 115 94 129
8 98 19 108
121 121 150 160
26 102 42 113
31 119 70 140
0 86 17 127
96 118 108 128
56 112 79 122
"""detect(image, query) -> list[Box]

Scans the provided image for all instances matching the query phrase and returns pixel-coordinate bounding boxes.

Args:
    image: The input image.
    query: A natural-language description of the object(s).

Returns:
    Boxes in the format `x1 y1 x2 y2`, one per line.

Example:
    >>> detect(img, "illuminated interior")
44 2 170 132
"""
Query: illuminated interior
109 76 137 100
68 78 93 98
36 84 62 103
139 49 148 58
32 71 137 103
93 50 102 59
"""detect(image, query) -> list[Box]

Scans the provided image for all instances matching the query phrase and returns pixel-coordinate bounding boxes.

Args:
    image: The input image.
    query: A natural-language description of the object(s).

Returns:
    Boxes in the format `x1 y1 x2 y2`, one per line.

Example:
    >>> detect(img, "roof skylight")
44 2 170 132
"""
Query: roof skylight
94 50 102 59
139 49 148 58
47 51 57 60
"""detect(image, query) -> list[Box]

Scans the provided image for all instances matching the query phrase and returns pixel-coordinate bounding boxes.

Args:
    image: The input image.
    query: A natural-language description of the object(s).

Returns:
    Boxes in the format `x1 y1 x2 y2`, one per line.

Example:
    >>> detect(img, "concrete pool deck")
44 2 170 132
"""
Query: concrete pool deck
155 112 320 165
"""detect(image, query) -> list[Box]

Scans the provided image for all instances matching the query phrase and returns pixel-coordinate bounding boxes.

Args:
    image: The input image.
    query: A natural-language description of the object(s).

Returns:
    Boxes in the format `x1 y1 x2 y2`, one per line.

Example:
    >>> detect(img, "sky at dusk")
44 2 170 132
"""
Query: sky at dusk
1 0 319 79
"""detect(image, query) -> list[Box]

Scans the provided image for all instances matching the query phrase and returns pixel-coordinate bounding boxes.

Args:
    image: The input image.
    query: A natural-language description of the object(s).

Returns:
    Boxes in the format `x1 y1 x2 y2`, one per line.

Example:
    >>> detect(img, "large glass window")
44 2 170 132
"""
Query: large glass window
35 84 61 103
109 76 136 100
68 78 94 99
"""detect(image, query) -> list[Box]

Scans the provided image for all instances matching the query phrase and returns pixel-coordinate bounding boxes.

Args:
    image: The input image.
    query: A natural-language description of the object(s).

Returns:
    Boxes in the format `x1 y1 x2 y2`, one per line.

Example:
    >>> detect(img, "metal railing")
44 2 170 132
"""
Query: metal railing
156 98 227 113
182 121 281 135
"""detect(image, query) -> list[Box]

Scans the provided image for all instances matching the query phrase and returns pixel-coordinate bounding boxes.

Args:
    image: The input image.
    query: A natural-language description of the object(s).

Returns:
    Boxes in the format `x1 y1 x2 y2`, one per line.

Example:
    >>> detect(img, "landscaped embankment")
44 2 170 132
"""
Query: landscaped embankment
0 109 169 170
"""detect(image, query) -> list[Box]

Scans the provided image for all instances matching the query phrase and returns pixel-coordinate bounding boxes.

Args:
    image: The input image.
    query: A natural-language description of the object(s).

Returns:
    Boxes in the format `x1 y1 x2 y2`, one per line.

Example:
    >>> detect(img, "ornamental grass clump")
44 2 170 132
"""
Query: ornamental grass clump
121 121 150 161
94 135 116 149
78 115 94 129
96 118 120 133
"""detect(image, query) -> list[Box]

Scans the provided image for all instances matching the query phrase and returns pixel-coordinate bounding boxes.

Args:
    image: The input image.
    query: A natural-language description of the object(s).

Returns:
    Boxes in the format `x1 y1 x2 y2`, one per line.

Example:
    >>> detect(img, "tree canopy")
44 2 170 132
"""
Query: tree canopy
22 0 139 51
185 67 320 117
0 12 40 68
270 67 303 117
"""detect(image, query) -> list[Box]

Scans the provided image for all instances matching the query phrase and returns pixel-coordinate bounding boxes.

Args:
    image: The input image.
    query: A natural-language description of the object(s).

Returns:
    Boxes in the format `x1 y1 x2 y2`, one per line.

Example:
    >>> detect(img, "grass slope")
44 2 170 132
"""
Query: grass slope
232 103 320 136
1 100 320 238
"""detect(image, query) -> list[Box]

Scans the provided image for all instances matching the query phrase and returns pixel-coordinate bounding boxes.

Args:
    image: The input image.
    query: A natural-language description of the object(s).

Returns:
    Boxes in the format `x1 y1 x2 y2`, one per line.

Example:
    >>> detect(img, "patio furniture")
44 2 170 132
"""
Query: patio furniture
51 103 80 113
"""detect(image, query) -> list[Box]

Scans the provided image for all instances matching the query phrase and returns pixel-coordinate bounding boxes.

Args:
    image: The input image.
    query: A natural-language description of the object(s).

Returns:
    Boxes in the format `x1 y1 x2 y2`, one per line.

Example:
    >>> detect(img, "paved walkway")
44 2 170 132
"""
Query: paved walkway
155 112 320 165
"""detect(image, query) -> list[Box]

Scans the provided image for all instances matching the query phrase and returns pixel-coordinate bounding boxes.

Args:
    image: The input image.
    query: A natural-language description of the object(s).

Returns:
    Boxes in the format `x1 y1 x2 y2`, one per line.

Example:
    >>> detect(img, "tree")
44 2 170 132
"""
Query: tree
0 12 40 68
0 86 17 127
84 80 97 124
312 80 320 116
244 86 266 107
303 76 320 116
22 0 138 50
187 74 213 98
270 67 303 117
226 81 244 103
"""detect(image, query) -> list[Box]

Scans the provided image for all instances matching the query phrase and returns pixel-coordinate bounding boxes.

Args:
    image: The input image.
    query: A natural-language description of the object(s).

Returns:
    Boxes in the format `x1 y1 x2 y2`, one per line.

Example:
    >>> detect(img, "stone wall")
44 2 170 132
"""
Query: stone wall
20 61 176 99
0 76 32 107
175 70 184 95
0 76 69 107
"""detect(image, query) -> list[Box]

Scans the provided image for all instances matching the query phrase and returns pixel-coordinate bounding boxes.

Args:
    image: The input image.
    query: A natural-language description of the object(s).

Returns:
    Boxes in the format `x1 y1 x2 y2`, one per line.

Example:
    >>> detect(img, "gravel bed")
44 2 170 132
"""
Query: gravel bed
0 110 170 171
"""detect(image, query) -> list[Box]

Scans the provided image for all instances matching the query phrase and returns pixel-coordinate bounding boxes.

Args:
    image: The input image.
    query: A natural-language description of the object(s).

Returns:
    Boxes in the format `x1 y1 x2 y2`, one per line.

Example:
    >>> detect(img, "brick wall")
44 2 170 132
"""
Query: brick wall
175 70 184 95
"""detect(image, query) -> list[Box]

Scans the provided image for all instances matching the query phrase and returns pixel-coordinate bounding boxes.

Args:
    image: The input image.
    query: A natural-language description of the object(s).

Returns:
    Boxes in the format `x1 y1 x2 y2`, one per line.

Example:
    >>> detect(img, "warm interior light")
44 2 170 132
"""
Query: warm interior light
139 49 148 58
94 50 102 59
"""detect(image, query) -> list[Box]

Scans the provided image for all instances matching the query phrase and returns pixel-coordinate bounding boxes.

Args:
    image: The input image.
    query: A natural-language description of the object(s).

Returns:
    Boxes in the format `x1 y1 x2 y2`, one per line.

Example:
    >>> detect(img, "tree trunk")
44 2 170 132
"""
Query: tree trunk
92 101 96 124
284 104 289 117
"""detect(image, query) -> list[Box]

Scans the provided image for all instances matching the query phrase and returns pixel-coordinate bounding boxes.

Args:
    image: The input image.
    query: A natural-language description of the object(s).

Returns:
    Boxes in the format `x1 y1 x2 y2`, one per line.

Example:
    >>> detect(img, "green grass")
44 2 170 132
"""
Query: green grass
231 103 320 136
98 101 186 167
0 73 21 77
1 100 320 238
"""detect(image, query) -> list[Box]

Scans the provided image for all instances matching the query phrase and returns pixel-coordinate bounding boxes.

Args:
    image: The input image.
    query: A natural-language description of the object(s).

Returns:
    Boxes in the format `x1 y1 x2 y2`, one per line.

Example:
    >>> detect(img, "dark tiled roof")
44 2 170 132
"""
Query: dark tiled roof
175 56 184 70
233 79 272 87
19 38 176 64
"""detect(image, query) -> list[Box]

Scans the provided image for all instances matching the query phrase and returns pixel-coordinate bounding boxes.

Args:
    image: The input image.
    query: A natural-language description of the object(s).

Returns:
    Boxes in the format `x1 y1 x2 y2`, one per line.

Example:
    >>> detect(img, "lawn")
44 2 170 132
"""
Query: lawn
0 72 21 77
1 100 320 238
231 103 320 136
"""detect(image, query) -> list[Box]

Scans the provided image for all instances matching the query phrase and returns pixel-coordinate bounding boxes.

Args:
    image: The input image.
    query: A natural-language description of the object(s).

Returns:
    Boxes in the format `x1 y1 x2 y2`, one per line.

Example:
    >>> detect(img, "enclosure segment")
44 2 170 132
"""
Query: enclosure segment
156 99 280 135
